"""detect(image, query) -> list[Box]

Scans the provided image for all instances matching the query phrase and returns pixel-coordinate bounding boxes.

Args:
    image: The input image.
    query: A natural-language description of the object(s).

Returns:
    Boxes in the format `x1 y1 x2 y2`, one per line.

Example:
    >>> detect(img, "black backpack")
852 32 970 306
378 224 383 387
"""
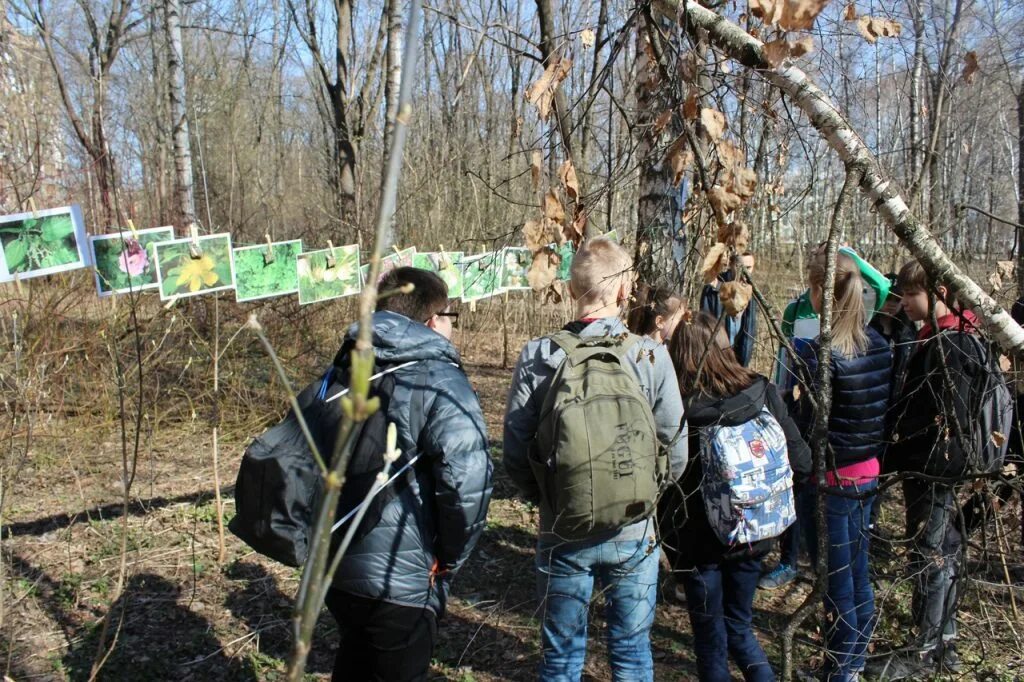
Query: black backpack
229 359 420 566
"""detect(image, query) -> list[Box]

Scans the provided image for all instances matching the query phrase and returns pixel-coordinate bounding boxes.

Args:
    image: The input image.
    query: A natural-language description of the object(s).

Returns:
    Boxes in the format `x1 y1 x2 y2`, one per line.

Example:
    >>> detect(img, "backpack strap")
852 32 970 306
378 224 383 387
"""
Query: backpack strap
323 360 420 404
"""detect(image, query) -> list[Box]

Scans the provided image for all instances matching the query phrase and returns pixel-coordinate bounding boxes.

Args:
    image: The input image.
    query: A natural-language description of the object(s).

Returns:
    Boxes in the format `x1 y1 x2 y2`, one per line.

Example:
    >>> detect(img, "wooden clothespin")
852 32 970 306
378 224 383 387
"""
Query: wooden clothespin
263 233 275 265
188 223 203 259
438 243 449 269
392 244 402 258
27 197 39 219
326 240 337 268
126 219 139 240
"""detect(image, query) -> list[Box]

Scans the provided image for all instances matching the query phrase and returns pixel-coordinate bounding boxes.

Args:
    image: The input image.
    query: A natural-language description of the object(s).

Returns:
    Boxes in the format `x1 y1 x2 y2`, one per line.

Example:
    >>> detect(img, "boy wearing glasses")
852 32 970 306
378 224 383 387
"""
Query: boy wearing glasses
324 267 492 682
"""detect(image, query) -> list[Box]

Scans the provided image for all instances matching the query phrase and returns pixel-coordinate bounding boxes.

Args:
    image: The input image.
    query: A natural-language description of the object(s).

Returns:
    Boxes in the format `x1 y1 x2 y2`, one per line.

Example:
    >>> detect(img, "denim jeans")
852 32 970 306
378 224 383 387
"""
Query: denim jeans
820 480 877 681
903 479 961 650
780 484 816 567
536 535 660 681
679 558 775 682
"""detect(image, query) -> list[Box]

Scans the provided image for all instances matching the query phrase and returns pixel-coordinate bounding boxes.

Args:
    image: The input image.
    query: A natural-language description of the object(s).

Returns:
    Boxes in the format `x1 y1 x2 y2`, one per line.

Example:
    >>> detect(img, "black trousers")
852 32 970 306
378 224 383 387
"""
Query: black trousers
324 589 437 682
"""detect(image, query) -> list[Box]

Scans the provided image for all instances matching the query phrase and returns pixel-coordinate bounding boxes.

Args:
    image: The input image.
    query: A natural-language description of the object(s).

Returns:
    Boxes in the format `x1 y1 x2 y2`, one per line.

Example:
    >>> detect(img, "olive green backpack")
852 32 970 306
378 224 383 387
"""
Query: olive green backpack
529 331 666 540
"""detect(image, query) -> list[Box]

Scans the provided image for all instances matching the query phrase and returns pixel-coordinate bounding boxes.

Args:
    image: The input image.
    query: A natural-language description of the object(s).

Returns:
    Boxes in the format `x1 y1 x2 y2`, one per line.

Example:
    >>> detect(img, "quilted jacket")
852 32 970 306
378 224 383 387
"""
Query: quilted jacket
329 311 493 615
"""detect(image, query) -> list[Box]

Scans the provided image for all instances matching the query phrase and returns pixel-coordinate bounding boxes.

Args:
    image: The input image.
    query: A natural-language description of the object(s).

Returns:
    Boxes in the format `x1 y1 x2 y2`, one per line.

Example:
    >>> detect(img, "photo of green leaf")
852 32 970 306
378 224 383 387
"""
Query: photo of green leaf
557 242 574 281
412 251 464 298
90 226 174 296
233 240 302 302
501 247 532 290
297 244 361 305
461 252 503 302
0 205 87 281
154 234 236 301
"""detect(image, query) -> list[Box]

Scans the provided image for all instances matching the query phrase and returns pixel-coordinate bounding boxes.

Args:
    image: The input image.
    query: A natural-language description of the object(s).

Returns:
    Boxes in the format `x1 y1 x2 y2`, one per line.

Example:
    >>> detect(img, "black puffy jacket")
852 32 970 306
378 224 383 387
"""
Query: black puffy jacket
329 311 493 615
658 376 811 569
791 325 892 469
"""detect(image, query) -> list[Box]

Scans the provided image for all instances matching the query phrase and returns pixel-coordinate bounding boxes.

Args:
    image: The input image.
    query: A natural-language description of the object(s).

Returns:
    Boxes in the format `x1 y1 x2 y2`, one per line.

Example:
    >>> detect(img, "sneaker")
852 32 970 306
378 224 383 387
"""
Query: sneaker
758 563 798 590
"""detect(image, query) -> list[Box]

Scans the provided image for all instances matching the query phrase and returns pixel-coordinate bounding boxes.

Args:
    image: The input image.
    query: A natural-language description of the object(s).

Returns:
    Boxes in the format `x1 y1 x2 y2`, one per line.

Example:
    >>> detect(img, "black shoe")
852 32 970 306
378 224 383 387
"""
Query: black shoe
926 643 962 674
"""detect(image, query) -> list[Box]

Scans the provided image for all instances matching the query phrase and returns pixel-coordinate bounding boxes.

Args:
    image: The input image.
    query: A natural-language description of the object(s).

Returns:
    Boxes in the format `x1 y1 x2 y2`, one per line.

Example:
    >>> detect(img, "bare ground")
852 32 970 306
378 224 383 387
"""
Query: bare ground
3 328 1024 681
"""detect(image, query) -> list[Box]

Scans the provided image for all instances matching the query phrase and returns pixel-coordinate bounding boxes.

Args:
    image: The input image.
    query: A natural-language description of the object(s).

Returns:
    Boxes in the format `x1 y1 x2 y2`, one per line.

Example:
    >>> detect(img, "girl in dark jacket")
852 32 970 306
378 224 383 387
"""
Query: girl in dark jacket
792 252 893 681
660 312 811 682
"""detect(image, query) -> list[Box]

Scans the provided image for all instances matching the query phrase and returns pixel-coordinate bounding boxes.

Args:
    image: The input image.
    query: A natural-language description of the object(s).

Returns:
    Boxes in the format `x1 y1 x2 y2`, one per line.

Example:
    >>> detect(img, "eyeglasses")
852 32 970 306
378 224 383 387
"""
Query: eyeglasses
436 311 460 328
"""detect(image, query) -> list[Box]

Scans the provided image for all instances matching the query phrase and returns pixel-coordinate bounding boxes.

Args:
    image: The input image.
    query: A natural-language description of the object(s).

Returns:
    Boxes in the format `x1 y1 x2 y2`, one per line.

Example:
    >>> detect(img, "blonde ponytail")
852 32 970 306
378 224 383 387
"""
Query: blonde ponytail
809 252 868 358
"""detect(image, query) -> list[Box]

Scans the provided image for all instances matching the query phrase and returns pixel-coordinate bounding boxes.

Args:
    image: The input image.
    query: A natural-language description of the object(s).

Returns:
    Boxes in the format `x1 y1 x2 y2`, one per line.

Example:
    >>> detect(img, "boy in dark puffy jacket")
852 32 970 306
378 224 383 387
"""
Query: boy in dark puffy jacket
325 267 493 682
870 260 980 679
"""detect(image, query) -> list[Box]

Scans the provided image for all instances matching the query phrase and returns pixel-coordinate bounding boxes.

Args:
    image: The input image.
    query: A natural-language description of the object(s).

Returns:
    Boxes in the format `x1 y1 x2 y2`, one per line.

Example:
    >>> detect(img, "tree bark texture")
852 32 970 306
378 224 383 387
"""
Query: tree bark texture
165 0 196 231
655 0 1024 356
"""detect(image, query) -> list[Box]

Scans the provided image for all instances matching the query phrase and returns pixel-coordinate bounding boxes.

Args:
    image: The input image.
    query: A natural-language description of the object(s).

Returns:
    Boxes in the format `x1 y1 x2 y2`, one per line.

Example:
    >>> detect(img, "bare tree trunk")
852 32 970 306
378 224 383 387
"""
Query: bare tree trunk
1017 81 1024 295
655 0 1024 354
908 0 925 188
383 0 403 157
165 0 196 231
633 13 685 288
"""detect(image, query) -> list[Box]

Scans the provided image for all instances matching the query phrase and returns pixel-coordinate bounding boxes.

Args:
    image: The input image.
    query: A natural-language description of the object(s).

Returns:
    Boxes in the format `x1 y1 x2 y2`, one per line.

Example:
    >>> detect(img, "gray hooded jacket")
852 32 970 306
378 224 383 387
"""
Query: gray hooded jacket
330 311 493 614
503 317 687 542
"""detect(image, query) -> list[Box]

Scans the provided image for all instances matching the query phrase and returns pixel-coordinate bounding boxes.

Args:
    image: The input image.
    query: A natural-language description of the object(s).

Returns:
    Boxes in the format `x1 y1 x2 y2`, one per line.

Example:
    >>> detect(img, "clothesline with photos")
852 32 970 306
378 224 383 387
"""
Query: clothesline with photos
0 204 617 305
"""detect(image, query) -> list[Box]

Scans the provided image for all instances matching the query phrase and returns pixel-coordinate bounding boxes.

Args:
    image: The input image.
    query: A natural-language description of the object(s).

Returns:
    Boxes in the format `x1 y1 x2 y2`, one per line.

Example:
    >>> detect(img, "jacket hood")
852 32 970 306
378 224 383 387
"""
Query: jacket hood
918 309 979 341
685 375 771 428
340 311 462 366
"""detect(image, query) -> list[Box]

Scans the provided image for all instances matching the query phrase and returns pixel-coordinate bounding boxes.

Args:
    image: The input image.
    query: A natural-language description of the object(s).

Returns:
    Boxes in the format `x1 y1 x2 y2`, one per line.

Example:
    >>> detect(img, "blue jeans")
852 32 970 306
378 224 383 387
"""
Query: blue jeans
821 480 877 681
536 535 659 681
680 558 775 682
780 484 817 567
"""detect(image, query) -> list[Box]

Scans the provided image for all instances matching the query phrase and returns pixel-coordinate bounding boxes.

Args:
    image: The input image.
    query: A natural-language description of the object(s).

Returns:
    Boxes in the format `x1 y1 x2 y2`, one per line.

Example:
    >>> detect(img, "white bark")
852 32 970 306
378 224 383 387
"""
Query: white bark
165 0 196 230
655 0 1024 355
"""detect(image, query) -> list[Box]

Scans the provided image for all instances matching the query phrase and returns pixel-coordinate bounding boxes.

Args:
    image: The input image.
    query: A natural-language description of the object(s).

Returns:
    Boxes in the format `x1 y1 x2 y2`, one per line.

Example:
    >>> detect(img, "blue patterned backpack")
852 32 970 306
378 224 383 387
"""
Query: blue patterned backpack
699 407 797 546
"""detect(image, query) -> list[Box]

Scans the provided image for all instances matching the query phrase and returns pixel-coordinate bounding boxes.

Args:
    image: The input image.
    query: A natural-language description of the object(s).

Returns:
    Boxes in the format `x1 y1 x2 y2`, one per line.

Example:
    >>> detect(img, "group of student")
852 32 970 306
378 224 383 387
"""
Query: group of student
271 235 1011 682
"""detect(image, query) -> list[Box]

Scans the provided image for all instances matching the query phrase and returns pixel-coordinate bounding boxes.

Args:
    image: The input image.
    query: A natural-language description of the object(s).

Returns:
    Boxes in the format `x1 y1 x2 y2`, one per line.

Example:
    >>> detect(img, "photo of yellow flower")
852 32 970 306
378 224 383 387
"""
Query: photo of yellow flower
154 233 236 301
297 244 361 305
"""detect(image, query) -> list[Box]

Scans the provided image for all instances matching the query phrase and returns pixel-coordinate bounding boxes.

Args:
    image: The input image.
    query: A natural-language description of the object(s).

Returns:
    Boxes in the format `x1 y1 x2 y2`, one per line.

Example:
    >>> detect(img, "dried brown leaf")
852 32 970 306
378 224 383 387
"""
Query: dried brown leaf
749 0 830 31
708 186 743 224
528 248 558 290
764 37 815 67
718 222 751 252
997 260 1014 279
963 51 979 85
988 271 1003 291
856 15 901 44
720 281 753 316
654 109 674 135
580 28 596 49
523 219 549 252
683 89 700 120
701 242 730 284
992 431 1007 448
544 190 566 226
700 108 727 141
678 51 699 83
559 160 580 202
665 136 694 186
571 206 588 240
791 36 815 58
525 57 572 120
732 167 758 199
531 150 542 192
843 2 856 20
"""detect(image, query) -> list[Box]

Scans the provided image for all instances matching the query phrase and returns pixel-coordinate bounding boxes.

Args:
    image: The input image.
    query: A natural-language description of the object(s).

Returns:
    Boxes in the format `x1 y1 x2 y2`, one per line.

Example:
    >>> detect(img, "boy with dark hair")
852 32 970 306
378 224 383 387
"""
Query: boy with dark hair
324 266 491 681
700 251 758 367
503 237 686 681
870 260 982 678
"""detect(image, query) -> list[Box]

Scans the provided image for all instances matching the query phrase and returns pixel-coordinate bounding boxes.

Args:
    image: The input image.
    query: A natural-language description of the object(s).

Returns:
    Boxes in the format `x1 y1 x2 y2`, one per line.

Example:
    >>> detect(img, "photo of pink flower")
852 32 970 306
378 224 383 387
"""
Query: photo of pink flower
118 239 150 277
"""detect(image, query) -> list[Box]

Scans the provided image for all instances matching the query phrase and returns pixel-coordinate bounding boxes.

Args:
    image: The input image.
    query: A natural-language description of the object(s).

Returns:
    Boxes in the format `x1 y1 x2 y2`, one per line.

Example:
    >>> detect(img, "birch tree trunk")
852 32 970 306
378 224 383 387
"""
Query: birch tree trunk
633 13 685 288
383 0 403 158
655 0 1024 355
165 0 196 230
1017 81 1024 294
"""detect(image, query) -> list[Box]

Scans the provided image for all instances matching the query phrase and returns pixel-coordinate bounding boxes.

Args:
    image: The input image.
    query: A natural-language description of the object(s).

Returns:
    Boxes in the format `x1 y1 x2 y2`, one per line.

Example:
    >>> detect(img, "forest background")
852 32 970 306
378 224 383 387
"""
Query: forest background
2 0 1024 679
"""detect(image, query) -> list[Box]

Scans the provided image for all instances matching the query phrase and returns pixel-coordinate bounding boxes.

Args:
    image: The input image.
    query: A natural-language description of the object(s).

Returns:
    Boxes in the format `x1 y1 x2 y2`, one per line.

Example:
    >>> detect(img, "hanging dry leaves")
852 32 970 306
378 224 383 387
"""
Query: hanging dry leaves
528 248 559 290
544 189 566 225
992 431 1007 448
988 271 1003 291
683 89 700 120
963 51 979 85
843 2 856 20
856 15 901 44
558 160 580 202
718 222 750 252
678 51 699 83
571 206 588 241
580 28 596 49
762 37 815 68
700 108 727 141
708 187 744 225
531 150 543 192
524 219 552 251
720 281 753 316
701 242 731 284
665 136 694 186
525 57 573 120
997 260 1014 279
654 110 674 135
749 0 830 31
